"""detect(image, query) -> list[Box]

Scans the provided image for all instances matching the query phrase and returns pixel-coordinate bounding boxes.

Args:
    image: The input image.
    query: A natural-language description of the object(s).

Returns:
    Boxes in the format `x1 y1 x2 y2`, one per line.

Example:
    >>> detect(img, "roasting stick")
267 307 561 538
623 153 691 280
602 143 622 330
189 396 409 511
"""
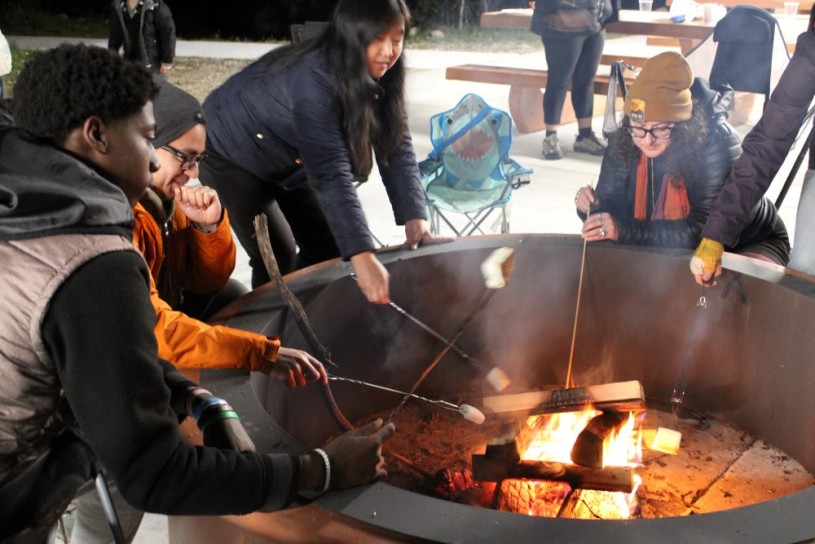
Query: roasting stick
328 375 485 424
352 275 511 392
565 185 594 389
386 247 516 423
670 285 710 415
253 214 355 432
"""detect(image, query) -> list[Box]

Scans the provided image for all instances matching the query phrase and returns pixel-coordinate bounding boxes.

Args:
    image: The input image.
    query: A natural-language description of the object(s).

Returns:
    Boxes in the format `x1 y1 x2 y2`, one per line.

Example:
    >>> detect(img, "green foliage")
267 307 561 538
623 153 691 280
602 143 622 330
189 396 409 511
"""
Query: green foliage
3 44 35 98
408 0 504 28
408 26 539 53
1 1 107 38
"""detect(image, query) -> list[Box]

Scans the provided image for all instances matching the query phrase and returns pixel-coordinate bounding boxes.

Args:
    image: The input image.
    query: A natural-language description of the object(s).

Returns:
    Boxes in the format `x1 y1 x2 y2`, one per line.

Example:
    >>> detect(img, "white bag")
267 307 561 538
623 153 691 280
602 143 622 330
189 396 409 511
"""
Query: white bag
0 30 11 77
602 61 630 141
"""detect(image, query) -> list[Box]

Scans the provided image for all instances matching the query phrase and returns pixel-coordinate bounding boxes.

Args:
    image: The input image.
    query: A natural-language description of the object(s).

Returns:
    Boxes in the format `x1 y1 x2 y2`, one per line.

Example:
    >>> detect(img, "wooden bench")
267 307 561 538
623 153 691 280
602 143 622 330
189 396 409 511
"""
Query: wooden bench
446 62 637 133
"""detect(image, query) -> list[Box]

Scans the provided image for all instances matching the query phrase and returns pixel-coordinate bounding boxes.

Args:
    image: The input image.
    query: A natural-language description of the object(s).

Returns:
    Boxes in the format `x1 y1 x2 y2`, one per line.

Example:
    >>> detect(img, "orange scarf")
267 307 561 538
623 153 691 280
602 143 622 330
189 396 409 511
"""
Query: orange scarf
634 153 690 220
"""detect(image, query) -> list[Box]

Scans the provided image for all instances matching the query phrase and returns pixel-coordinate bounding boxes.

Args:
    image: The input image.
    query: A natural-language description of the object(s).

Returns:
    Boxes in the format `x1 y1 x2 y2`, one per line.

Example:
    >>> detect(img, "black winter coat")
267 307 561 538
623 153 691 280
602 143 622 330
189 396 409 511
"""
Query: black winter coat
585 79 787 257
703 30 815 248
108 0 176 71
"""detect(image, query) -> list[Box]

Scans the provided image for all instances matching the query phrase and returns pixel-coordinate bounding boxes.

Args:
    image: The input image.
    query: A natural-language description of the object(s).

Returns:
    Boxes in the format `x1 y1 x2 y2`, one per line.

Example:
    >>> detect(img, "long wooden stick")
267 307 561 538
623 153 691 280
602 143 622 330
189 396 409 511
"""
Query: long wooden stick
253 214 354 431
566 187 594 389
253 215 336 368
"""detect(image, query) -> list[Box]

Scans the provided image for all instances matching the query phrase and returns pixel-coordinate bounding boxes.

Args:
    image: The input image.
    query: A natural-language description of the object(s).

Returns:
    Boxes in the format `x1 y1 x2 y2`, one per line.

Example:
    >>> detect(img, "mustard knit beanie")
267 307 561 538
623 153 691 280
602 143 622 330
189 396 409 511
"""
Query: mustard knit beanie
624 52 694 123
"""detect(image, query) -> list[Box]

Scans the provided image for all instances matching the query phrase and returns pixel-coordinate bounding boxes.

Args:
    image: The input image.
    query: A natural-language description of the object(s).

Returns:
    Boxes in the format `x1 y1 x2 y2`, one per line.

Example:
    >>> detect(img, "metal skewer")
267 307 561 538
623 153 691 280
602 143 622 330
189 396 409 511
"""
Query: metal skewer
329 375 485 424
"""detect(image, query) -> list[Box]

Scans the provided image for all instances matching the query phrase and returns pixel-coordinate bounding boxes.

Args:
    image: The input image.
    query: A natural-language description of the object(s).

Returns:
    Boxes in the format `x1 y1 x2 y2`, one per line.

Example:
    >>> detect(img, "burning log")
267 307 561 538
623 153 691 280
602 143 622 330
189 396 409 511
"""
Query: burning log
570 410 626 468
471 455 634 493
482 380 645 416
471 427 635 493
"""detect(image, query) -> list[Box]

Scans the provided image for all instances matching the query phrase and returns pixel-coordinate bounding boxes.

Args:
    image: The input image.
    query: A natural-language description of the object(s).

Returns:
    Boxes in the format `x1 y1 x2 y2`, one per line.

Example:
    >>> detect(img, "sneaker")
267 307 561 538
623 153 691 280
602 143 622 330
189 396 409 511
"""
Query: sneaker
542 134 563 160
573 132 608 156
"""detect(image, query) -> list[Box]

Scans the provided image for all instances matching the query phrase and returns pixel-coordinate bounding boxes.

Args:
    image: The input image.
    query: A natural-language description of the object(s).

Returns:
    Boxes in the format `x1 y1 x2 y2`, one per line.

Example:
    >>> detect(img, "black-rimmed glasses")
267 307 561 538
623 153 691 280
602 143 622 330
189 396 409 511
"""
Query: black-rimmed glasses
160 144 208 170
625 124 675 140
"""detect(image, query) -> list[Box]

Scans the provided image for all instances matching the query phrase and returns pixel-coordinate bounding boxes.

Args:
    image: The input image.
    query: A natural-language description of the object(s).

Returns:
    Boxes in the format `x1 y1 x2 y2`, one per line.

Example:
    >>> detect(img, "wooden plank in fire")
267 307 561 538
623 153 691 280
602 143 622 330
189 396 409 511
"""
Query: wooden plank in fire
471 456 635 493
482 380 645 416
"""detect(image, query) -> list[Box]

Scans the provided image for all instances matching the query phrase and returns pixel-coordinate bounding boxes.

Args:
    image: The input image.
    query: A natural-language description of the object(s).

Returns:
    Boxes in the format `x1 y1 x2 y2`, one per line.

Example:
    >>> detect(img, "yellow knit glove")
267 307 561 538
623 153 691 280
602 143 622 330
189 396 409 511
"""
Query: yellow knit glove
690 238 724 275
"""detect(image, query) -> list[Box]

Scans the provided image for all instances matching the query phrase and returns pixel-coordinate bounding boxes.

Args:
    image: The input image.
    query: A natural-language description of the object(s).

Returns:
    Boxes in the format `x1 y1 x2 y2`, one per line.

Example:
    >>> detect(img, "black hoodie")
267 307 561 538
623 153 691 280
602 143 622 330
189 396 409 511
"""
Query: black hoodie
0 126 296 537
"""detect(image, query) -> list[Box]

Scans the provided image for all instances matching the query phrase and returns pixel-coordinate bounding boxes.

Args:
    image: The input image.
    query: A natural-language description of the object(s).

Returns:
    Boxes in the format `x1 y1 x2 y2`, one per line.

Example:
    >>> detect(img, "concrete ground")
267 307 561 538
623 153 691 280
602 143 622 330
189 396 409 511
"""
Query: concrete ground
9 34 807 543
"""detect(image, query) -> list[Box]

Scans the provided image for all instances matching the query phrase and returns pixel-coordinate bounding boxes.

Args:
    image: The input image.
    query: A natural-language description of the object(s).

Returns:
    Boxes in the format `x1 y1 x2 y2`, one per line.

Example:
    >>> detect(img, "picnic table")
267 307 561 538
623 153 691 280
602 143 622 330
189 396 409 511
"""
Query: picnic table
480 8 808 54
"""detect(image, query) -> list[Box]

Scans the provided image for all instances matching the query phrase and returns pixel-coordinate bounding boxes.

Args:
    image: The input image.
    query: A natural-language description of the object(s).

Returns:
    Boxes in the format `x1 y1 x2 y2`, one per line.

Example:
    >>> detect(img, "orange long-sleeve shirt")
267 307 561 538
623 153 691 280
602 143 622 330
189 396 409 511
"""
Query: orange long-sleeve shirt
133 197 279 371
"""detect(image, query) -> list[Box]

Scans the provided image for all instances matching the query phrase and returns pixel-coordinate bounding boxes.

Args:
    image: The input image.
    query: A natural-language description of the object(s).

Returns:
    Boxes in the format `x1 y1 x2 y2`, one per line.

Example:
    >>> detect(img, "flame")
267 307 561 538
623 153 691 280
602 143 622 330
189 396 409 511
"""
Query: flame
514 408 643 519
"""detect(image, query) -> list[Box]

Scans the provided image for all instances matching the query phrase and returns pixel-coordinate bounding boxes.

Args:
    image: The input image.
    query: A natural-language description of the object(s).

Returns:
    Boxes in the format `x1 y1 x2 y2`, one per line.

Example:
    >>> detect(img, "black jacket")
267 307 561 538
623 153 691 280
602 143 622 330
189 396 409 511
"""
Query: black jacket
586 79 787 257
108 0 176 71
703 30 815 247
0 127 297 532
531 0 612 37
203 45 427 259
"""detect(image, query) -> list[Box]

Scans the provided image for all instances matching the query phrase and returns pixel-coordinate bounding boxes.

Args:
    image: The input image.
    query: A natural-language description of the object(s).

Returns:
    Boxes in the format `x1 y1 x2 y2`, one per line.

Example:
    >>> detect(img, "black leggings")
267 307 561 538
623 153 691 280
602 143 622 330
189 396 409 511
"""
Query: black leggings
541 31 605 126
198 145 340 289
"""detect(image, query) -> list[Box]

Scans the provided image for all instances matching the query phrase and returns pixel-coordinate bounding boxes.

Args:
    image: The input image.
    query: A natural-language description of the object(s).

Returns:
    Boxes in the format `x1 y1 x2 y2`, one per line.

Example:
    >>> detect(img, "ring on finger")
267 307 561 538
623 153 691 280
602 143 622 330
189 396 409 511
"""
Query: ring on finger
599 228 606 238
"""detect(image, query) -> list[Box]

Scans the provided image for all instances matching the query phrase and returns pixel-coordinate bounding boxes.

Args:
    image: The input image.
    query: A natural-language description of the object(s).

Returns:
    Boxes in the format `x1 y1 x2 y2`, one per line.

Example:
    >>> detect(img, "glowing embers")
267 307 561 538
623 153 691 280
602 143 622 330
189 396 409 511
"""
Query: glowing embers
381 402 815 519
490 409 643 519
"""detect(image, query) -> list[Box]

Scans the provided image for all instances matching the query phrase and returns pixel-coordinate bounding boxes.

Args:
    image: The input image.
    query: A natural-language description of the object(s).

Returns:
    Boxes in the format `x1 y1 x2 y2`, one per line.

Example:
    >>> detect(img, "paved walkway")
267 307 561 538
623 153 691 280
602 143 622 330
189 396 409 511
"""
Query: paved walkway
11 34 805 543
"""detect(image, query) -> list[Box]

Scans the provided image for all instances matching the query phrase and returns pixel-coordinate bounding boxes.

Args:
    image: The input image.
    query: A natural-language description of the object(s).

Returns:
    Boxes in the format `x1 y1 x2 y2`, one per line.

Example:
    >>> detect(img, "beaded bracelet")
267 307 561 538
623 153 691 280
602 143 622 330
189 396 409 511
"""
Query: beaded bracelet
193 397 229 421
198 410 241 433
313 448 331 493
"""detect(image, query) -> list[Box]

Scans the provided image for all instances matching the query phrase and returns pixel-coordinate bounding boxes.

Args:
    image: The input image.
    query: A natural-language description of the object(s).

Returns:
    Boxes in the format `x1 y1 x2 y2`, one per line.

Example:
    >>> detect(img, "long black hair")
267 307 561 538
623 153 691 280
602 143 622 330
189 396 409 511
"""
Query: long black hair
264 0 411 178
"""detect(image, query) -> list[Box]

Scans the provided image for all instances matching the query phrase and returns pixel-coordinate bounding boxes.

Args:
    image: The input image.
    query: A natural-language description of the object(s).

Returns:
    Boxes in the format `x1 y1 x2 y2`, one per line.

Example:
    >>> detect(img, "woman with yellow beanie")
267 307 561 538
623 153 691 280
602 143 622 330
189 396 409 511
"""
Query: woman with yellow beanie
573 51 789 264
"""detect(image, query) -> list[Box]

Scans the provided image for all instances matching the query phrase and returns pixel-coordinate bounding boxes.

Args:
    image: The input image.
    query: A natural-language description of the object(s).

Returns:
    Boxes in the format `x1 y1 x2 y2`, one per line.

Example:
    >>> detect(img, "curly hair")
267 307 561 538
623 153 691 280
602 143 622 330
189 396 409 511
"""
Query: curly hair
13 43 158 145
610 97 710 187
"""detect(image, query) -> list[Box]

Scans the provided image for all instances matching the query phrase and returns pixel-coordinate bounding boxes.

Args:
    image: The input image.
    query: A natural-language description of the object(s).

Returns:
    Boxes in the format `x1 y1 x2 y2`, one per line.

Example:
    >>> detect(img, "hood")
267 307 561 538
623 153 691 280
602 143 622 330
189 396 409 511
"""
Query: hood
0 126 134 240
691 76 733 126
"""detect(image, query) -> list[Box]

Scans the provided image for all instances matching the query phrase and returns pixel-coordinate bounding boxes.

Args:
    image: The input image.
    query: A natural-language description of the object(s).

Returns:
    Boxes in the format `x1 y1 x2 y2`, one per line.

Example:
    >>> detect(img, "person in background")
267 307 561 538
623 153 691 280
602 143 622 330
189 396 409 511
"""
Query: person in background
574 52 789 264
0 43 393 543
531 0 612 160
691 12 815 285
138 77 326 380
108 0 176 74
199 0 439 304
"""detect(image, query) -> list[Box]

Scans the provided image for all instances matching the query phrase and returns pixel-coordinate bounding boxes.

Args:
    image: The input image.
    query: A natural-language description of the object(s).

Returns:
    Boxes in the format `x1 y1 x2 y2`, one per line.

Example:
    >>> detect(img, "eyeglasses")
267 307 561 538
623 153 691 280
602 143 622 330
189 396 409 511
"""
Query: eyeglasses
160 145 207 170
625 124 675 140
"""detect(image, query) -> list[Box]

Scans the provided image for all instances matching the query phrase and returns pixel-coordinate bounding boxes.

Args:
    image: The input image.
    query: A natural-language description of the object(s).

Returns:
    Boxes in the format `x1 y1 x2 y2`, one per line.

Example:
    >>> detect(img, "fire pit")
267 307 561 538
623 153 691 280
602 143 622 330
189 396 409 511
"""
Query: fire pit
183 234 815 543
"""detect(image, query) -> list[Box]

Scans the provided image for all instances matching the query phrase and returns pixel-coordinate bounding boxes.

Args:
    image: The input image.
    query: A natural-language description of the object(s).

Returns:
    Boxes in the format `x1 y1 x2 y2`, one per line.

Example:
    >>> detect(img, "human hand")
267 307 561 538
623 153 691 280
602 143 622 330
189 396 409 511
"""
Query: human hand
160 63 173 73
175 185 222 229
322 419 396 490
262 347 328 387
404 219 453 249
690 237 723 286
351 252 390 304
575 186 600 215
203 416 256 453
581 211 617 242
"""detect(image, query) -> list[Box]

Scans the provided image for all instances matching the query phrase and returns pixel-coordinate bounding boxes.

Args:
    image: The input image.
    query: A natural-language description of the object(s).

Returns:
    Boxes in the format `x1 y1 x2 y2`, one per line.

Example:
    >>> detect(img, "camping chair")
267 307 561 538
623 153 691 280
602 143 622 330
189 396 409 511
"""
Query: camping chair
419 93 532 237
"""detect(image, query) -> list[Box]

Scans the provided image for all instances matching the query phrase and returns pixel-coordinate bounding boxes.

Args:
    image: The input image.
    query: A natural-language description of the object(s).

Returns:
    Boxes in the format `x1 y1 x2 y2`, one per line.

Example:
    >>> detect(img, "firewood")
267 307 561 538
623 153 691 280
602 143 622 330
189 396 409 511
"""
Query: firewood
482 380 645 416
570 410 626 468
471 455 634 493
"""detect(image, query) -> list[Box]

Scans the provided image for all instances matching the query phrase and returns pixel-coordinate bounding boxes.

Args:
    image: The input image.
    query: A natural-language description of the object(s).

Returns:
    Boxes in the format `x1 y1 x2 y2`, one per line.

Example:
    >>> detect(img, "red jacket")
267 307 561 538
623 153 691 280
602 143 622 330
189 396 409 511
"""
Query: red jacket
133 192 279 371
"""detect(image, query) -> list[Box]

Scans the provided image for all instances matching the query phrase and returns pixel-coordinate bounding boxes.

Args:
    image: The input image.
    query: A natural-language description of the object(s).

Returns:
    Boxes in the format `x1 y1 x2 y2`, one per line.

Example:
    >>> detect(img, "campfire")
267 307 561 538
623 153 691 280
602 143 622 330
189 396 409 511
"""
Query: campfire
470 380 645 519
379 381 814 521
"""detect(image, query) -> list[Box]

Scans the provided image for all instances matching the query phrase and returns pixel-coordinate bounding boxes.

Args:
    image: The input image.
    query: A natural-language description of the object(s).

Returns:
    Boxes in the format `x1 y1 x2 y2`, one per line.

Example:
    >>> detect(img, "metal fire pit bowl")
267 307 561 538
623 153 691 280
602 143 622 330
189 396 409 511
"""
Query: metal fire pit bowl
186 234 815 543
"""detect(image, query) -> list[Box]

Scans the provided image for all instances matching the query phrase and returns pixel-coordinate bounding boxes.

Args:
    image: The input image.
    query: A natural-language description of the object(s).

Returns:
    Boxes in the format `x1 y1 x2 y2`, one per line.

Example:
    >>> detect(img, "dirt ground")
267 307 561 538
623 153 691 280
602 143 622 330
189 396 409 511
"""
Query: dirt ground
163 57 253 103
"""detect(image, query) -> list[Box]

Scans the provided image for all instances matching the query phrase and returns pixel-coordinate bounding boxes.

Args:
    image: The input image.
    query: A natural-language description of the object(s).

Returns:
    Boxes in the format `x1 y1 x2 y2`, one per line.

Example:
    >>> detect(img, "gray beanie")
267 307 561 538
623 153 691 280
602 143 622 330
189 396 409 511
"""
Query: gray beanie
152 77 205 148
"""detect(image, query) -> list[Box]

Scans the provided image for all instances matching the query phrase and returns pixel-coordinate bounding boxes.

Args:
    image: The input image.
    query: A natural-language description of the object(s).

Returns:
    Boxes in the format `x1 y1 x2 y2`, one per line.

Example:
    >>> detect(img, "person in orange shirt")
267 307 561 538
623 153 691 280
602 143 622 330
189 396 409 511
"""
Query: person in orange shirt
136 77 325 386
